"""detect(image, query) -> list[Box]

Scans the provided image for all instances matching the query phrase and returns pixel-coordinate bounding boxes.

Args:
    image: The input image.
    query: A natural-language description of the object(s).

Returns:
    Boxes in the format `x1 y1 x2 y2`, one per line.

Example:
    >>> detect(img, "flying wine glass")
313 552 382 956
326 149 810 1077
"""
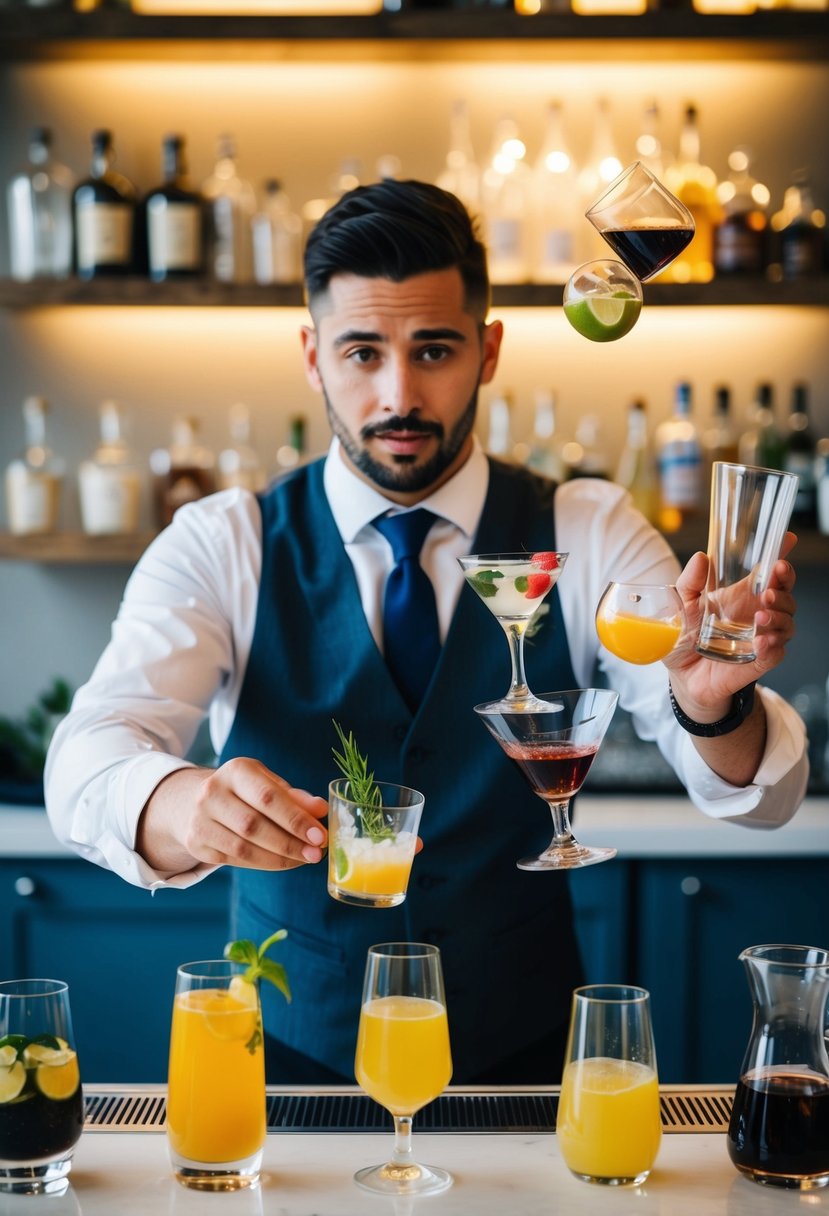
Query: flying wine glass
595 581 684 665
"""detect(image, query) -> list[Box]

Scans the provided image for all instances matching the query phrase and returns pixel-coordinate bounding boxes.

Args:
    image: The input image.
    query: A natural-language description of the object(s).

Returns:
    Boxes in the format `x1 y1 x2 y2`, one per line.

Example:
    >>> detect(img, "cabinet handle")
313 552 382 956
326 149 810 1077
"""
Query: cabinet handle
680 876 702 897
14 876 36 898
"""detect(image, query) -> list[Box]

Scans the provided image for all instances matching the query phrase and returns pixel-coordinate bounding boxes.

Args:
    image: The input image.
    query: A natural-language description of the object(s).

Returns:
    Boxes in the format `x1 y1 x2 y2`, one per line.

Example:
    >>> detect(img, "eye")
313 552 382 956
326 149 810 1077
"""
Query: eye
346 346 378 365
418 344 452 364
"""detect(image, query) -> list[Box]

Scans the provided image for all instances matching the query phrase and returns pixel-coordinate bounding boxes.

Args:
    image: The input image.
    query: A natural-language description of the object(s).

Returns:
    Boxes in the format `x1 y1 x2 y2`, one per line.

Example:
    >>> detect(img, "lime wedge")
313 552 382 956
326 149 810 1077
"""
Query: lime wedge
334 845 351 882
564 293 642 343
0 1061 27 1104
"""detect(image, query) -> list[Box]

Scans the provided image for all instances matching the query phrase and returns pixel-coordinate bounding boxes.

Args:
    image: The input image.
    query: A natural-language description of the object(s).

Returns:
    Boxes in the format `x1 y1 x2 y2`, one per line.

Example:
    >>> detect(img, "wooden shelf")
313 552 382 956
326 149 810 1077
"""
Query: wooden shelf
0 9 826 63
0 276 826 310
0 530 156 565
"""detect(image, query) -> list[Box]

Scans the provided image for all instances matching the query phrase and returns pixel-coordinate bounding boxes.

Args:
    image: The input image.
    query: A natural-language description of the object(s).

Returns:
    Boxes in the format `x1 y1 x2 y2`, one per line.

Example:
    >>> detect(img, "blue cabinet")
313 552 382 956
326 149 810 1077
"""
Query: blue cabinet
0 858 230 1082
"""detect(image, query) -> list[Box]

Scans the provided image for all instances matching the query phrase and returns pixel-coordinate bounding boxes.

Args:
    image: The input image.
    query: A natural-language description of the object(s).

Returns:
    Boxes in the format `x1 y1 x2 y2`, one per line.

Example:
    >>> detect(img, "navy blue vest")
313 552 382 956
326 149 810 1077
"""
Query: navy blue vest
221 456 581 1080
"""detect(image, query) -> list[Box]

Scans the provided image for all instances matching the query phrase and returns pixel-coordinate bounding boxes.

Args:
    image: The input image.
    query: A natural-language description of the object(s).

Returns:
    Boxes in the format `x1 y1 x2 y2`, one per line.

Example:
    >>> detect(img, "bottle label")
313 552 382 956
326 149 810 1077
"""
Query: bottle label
76 201 133 270
542 228 574 268
658 445 702 508
78 463 141 535
148 200 202 273
5 465 61 535
488 217 523 264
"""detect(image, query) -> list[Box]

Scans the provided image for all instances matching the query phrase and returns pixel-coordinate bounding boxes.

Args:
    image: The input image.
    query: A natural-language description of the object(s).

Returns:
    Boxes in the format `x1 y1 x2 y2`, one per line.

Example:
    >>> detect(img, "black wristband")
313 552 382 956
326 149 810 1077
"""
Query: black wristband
669 681 757 738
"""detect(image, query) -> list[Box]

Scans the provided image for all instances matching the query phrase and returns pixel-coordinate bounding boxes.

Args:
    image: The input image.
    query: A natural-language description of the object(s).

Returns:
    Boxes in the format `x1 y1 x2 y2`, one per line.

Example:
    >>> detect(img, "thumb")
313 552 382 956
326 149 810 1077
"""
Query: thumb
675 551 709 606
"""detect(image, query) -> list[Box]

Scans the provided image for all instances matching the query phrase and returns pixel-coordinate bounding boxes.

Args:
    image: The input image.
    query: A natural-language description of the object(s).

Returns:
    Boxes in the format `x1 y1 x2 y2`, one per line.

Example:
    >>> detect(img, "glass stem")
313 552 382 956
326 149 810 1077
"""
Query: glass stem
391 1115 415 1167
503 621 529 700
546 799 576 847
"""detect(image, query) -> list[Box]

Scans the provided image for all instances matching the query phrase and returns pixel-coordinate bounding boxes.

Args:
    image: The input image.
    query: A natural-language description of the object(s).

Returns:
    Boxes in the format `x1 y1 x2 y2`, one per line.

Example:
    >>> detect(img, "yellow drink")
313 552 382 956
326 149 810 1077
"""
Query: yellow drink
334 849 413 897
596 611 681 664
167 987 265 1164
355 996 452 1116
557 1057 662 1180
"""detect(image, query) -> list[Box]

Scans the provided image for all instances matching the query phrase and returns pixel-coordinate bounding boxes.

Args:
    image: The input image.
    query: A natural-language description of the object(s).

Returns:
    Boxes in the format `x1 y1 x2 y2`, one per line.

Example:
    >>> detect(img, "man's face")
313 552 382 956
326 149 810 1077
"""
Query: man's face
301 268 503 504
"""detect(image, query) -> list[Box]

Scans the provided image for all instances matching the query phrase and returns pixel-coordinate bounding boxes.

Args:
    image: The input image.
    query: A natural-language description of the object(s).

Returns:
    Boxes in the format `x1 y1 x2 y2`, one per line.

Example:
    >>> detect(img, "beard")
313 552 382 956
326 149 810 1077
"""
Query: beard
322 383 478 495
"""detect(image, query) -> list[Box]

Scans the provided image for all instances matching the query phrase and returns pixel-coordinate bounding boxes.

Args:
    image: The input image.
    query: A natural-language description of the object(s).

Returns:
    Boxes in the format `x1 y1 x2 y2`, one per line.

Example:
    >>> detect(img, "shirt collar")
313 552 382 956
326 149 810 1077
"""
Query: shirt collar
323 435 488 543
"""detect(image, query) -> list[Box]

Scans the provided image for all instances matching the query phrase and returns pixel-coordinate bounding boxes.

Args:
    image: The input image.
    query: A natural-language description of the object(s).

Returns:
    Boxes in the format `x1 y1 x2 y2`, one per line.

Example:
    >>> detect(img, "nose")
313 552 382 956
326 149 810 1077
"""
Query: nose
380 356 422 416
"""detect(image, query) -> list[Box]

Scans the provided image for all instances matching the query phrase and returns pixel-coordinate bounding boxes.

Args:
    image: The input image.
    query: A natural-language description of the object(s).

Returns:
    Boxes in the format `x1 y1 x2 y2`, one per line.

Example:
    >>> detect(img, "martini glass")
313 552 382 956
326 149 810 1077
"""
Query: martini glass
475 687 619 870
595 581 684 665
458 551 568 709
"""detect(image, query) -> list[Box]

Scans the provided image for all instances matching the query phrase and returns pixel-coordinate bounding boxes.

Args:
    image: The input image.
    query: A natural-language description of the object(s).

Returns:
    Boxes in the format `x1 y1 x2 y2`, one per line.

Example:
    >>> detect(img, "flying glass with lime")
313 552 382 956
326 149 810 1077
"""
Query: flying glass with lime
0 979 83 1196
328 778 424 909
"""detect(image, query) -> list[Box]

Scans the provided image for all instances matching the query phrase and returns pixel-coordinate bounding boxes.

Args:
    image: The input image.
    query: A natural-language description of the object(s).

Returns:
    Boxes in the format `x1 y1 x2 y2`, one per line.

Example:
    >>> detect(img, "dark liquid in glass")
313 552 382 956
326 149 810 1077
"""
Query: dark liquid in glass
727 1067 829 1183
0 1084 83 1162
600 225 695 281
503 741 598 799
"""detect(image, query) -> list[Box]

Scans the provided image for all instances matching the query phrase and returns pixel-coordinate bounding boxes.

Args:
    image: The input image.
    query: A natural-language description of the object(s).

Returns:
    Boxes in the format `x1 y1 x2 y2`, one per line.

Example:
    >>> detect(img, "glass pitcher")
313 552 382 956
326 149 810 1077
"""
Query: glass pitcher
727 943 829 1189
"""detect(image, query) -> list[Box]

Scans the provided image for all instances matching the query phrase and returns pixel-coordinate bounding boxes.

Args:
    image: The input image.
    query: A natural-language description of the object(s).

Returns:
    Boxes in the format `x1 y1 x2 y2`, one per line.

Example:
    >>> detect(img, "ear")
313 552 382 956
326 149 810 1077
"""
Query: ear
300 325 323 393
479 319 504 386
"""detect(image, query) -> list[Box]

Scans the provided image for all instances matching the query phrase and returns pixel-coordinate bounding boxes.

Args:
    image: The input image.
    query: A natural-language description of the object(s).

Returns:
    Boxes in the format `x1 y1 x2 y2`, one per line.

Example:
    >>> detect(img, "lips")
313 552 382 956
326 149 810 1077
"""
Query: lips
376 432 433 457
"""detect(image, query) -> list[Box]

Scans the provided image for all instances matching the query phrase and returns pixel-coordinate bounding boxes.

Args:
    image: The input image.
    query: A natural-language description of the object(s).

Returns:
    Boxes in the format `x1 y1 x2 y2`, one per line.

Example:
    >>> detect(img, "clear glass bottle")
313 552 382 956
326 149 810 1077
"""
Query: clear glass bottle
481 117 533 284
563 415 610 481
435 99 481 215
655 380 703 533
663 105 722 284
486 389 515 458
73 129 137 280
714 147 770 277
4 396 64 536
635 101 665 182
145 134 204 283
275 415 308 472
530 100 580 284
217 403 266 492
769 171 826 282
702 385 740 473
616 398 659 525
783 383 818 528
202 134 256 285
6 127 73 282
525 389 566 482
738 382 785 470
78 401 143 535
251 179 302 285
149 416 216 528
576 98 623 263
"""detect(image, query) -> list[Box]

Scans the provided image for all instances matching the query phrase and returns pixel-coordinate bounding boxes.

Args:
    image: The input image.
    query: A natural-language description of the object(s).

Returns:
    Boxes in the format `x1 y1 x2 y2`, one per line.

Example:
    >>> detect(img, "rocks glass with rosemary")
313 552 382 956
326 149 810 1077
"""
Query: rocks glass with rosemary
328 779 424 908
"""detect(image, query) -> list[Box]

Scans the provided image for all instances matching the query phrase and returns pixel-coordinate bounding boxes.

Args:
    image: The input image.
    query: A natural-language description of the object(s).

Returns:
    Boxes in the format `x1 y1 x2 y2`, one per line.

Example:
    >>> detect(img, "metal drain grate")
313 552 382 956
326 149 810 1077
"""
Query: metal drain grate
83 1086 733 1135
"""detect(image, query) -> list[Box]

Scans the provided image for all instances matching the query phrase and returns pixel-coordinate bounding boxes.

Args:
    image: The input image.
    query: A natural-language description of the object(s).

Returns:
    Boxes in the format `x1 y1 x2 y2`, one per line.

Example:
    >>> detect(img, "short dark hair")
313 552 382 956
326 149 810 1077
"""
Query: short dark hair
303 179 490 322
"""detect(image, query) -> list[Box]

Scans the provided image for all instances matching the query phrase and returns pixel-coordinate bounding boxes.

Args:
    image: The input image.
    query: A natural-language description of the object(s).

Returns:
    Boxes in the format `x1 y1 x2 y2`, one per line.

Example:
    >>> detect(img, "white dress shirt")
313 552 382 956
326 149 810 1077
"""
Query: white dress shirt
44 437 809 891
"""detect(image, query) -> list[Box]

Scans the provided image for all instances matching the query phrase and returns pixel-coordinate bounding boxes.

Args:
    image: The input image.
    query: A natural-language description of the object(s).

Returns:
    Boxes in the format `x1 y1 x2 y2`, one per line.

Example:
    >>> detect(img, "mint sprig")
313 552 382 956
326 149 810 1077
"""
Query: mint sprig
332 720 393 843
224 929 291 1004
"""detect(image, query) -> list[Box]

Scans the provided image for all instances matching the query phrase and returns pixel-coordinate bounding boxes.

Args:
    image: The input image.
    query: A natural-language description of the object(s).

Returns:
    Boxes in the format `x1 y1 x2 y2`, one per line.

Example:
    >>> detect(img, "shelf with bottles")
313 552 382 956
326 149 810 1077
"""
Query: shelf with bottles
1 9 828 63
0 529 156 565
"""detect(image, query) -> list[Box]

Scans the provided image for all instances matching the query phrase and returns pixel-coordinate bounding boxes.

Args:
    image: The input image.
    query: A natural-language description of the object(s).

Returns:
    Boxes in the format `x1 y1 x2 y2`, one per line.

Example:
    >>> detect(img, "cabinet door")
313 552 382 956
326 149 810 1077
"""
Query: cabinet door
1 859 230 1082
636 858 829 1084
569 861 632 984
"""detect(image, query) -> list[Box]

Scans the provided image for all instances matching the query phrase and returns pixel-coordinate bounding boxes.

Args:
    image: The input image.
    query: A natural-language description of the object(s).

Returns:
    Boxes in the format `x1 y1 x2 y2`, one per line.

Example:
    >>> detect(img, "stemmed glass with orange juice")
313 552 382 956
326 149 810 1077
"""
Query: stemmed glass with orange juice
595 581 683 665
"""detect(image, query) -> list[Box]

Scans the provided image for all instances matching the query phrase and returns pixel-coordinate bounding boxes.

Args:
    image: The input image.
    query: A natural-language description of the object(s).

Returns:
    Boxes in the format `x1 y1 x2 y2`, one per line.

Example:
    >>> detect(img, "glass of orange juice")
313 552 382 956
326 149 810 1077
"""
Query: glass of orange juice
557 984 662 1186
328 779 424 908
354 943 453 1196
595 581 683 665
166 960 265 1191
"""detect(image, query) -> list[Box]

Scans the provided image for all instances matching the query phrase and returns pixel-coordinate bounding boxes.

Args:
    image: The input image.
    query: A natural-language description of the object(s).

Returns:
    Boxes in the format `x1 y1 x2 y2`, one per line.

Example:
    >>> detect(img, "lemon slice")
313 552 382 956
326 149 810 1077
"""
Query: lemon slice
0 1061 26 1103
36 1052 80 1101
23 1043 73 1067
0 1045 18 1068
201 985 258 1043
228 976 258 1010
334 845 352 882
564 293 642 343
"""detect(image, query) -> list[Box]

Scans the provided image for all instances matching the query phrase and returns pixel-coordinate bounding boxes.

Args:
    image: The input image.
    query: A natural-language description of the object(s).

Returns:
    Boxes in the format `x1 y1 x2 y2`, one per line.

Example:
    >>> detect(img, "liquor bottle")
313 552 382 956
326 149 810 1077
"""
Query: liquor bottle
655 380 703 533
702 385 740 474
251 179 303 285
783 383 817 527
525 389 566 482
78 401 142 535
769 171 826 281
149 416 216 528
486 390 515 458
275 415 308 472
663 105 721 284
435 99 481 214
815 437 829 537
6 127 73 282
202 134 256 284
737 382 785 470
73 129 137 280
530 101 580 284
481 117 533 284
713 148 770 277
4 396 64 536
634 101 665 182
616 398 659 525
217 403 266 492
576 98 623 263
563 415 610 481
145 134 204 283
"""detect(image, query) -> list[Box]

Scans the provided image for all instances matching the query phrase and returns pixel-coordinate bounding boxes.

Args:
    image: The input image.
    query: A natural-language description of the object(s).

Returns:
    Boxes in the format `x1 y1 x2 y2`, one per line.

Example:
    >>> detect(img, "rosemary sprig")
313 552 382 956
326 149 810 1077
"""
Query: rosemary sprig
332 721 393 843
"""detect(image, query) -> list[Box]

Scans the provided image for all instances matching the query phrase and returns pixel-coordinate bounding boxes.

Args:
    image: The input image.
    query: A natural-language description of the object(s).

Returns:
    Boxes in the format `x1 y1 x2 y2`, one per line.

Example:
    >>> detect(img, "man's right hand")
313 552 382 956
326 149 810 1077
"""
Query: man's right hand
135 758 329 875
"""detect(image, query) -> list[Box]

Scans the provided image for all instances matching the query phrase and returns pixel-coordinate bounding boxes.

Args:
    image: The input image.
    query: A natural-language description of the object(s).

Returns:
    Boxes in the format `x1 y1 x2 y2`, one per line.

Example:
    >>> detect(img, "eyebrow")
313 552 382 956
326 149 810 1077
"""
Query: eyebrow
333 327 468 348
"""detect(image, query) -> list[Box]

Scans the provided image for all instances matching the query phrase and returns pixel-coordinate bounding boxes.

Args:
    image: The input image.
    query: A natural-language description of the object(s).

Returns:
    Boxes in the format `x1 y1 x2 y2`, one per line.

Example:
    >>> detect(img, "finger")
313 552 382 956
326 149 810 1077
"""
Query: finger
219 759 329 849
766 557 796 595
675 551 709 603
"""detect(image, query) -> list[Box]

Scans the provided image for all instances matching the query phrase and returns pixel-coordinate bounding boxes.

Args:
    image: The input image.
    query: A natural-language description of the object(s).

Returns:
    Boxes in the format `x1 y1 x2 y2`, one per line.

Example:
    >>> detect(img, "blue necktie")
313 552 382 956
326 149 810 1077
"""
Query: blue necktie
373 509 441 712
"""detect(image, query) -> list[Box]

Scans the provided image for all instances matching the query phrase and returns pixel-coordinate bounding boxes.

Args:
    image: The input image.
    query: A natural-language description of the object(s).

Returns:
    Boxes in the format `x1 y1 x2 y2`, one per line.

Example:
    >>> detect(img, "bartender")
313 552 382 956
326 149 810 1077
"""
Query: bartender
45 179 808 1086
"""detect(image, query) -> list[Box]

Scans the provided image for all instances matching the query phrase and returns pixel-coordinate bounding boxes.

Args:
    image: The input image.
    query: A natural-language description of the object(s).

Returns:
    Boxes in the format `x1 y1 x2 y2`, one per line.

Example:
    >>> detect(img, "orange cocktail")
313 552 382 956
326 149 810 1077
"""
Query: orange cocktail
355 995 452 1116
596 612 681 665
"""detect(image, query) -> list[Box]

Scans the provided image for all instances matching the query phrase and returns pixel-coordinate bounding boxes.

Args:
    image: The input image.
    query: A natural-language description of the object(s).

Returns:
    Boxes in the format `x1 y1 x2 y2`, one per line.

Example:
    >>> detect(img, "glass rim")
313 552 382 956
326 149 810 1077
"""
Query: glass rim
740 943 829 969
329 778 424 809
474 687 619 716
366 942 442 960
0 978 69 999
585 159 651 215
573 983 651 1004
712 460 799 483
458 551 569 564
176 959 248 978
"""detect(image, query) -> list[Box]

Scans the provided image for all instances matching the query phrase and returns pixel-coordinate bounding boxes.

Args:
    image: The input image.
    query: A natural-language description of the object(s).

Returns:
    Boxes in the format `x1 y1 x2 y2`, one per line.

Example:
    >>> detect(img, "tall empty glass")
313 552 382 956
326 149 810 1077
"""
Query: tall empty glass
696 462 798 663
557 984 661 1186
0 979 83 1196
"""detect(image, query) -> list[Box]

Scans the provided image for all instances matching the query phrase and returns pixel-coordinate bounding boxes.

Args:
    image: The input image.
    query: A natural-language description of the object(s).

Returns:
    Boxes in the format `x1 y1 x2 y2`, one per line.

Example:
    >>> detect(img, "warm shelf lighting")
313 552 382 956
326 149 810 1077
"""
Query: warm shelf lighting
131 0 382 13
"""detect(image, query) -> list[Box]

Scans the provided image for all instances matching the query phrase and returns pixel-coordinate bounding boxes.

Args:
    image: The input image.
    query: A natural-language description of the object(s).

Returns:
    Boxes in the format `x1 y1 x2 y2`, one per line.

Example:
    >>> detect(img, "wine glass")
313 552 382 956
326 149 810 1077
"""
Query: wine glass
475 687 619 870
595 581 684 665
458 551 568 709
353 943 452 1197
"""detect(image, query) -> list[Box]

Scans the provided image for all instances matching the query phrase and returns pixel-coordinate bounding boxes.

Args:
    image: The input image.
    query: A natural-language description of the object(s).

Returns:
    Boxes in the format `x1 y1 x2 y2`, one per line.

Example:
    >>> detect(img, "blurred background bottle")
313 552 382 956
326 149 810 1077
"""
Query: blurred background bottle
481 116 532 283
769 170 826 281
783 383 817 528
150 416 216 528
634 101 666 182
530 100 579 284
663 104 721 283
714 147 770 277
702 385 740 474
576 98 623 263
217 403 266 492
616 398 659 526
145 134 204 283
275 415 308 473
737 382 785 469
202 134 256 284
524 389 566 482
562 414 610 481
435 99 481 215
655 380 703 532
486 389 515 458
251 179 302 285
4 396 64 536
78 401 142 535
6 127 73 282
73 129 137 280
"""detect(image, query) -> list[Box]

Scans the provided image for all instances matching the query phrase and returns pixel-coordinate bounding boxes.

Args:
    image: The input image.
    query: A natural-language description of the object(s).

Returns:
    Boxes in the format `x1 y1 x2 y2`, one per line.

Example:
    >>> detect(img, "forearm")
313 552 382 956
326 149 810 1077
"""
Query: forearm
684 693 768 788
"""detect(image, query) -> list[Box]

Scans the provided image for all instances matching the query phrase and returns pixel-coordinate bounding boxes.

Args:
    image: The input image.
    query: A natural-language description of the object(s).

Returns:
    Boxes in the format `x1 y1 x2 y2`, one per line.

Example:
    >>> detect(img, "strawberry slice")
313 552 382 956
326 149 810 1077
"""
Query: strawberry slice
524 572 552 599
531 551 559 571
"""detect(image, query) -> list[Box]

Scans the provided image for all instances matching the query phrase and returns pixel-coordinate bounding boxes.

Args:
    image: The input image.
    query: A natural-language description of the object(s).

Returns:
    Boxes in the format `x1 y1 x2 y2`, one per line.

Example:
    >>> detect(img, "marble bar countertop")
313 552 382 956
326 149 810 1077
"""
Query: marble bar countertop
0 1122 825 1216
3 796 828 861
